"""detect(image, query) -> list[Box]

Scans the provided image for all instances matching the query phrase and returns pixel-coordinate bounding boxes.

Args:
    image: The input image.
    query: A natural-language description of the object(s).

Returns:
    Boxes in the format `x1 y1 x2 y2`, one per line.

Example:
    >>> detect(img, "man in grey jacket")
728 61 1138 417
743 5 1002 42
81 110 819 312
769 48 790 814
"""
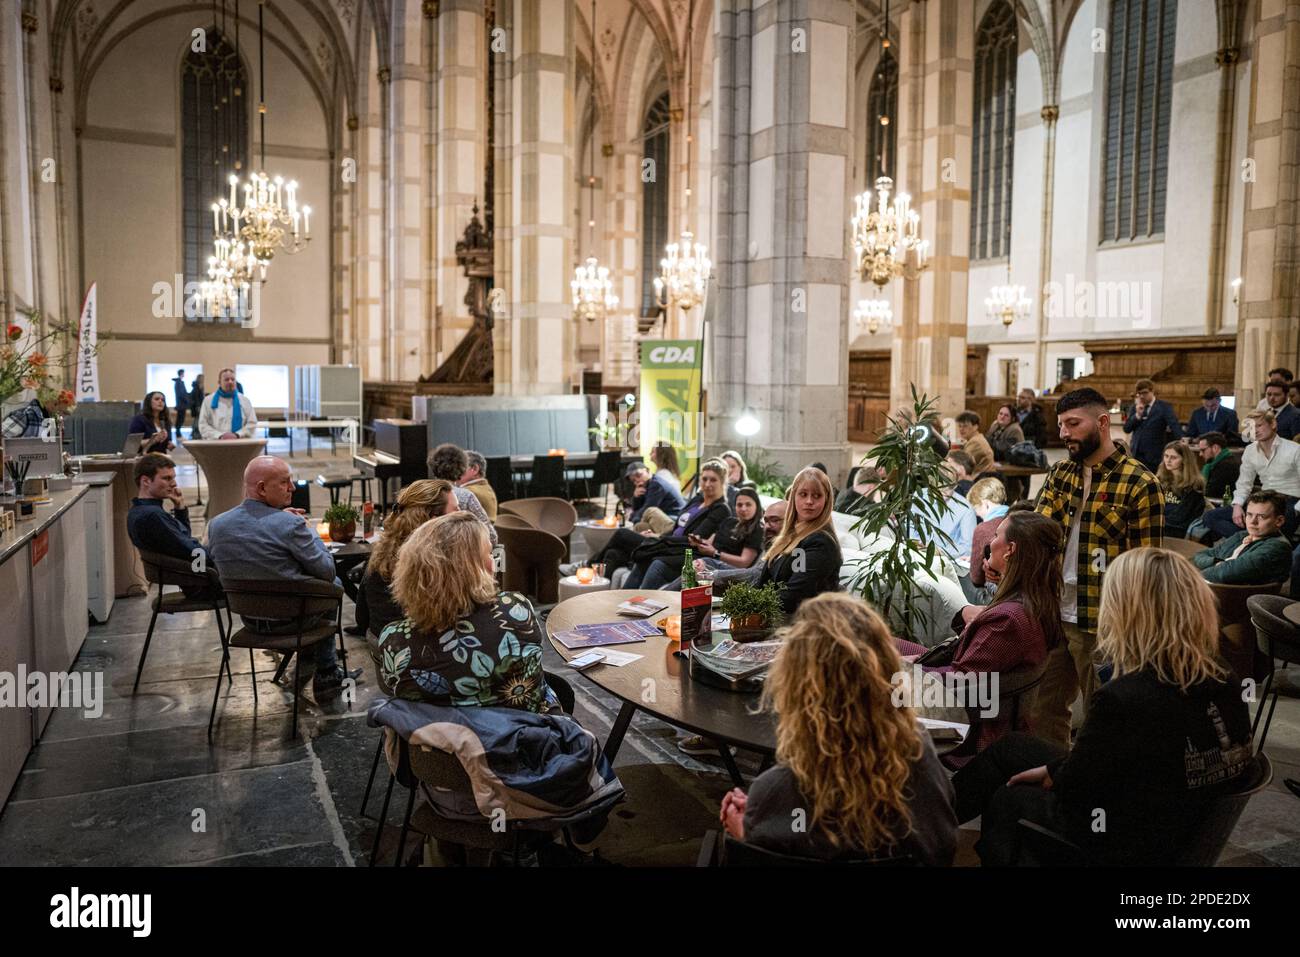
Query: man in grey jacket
208 456 360 693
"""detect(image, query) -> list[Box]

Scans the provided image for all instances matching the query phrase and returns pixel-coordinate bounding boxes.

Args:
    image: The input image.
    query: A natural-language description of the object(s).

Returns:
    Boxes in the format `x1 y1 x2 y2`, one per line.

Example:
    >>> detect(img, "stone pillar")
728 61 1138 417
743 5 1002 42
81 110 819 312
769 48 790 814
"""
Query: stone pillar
890 0 973 418
497 0 574 395
707 0 854 479
1035 104 1058 389
1235 0 1300 406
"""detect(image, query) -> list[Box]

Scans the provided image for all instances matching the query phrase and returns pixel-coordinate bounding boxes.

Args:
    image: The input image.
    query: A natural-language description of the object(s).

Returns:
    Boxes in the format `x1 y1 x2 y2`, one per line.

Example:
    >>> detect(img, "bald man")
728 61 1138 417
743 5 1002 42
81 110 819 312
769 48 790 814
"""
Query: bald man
208 456 359 692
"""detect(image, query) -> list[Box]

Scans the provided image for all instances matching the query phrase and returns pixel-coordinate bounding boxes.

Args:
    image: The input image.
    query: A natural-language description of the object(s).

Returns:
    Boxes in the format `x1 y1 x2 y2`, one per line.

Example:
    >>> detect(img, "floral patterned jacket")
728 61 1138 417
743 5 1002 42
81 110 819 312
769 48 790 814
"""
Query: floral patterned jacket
372 591 553 712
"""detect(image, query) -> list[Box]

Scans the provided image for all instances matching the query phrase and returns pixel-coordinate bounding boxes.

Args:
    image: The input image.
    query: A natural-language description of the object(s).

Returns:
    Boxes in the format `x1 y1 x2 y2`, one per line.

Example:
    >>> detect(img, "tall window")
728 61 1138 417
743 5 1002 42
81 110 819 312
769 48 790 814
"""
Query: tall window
640 92 671 318
182 29 248 315
1102 0 1177 243
866 51 898 182
970 0 1017 261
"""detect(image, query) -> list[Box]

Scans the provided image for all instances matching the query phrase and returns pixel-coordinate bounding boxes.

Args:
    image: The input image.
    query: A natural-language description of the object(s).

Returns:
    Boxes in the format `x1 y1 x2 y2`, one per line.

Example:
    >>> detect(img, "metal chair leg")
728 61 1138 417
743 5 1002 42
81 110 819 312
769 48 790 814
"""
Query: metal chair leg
248 648 258 703
133 607 160 693
1251 669 1276 740
207 651 225 739
394 784 416 867
1257 689 1282 753
360 736 383 817
215 609 232 686
290 639 302 739
368 771 396 867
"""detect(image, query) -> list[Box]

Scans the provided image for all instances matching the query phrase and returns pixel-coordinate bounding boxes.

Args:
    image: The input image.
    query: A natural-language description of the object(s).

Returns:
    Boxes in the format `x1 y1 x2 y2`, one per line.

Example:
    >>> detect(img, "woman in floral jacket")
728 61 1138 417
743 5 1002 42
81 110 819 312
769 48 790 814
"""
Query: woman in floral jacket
372 511 555 712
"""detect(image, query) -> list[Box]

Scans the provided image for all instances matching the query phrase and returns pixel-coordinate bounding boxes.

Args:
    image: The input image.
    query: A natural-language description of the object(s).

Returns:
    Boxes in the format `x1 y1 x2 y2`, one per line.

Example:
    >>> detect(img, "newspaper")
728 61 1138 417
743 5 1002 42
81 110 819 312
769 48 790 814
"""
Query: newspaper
692 639 781 680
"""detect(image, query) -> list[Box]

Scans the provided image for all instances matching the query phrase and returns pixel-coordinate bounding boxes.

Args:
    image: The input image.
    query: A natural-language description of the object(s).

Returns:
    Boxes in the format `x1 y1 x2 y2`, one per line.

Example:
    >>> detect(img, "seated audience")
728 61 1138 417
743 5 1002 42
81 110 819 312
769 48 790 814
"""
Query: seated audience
207 455 355 692
720 592 957 864
1192 491 1292 585
619 459 732 589
963 477 1009 602
1015 389 1047 448
457 450 498 520
374 512 556 712
640 486 763 589
427 442 497 545
1195 431 1240 506
919 461 977 569
1185 388 1238 442
1199 409 1300 543
356 479 456 639
720 449 757 510
952 548 1254 866
1123 379 1181 475
1157 441 1206 539
630 442 686 533
757 466 842 615
898 512 1064 763
946 449 976 497
1256 367 1295 410
126 452 215 597
197 367 258 439
1290 381 1300 410
834 464 883 514
1262 378 1300 440
987 404 1025 461
127 391 174 452
674 500 787 592
956 411 994 475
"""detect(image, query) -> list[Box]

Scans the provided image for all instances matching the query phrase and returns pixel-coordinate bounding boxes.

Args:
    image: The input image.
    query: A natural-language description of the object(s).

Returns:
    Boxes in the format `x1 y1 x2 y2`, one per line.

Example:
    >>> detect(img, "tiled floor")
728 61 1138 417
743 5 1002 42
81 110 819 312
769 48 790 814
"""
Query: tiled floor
1 439 1296 866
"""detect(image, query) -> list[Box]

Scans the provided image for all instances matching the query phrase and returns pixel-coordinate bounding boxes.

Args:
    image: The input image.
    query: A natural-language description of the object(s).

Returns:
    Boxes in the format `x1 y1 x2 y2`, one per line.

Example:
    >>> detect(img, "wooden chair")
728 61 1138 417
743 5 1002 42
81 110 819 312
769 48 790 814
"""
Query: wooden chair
496 523 566 604
134 549 230 693
1209 580 1286 683
217 578 349 739
696 829 914 867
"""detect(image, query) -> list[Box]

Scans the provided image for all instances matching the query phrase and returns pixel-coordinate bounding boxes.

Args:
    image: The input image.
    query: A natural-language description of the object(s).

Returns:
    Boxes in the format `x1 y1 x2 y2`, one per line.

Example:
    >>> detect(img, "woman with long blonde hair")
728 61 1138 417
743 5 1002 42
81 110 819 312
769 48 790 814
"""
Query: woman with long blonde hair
373 512 552 712
356 479 456 638
1156 440 1206 537
719 593 957 863
953 548 1254 866
756 466 842 614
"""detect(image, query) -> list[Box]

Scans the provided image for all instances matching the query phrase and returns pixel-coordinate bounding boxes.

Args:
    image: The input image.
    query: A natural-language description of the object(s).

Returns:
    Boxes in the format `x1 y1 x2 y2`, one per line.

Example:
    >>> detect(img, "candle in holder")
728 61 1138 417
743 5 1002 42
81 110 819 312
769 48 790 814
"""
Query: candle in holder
660 615 682 642
600 515 617 527
316 521 330 541
576 566 595 584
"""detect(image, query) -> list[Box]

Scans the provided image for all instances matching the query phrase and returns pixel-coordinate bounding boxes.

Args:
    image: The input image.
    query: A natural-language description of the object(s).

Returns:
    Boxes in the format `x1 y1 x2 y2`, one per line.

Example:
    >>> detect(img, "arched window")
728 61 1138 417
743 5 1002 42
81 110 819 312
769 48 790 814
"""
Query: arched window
181 28 248 317
970 0 1017 261
866 51 898 182
641 92 671 318
1102 0 1177 243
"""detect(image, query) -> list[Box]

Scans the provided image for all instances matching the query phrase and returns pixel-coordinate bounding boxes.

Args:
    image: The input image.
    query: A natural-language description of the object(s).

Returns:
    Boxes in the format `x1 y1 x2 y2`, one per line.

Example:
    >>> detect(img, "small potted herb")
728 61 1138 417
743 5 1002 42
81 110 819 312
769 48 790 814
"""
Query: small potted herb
324 502 360 544
718 581 784 642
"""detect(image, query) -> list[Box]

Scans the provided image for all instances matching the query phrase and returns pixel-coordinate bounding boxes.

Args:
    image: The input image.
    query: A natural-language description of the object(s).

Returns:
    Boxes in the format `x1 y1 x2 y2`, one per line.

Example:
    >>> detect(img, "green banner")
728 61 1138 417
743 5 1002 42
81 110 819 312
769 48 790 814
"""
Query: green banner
639 339 704 486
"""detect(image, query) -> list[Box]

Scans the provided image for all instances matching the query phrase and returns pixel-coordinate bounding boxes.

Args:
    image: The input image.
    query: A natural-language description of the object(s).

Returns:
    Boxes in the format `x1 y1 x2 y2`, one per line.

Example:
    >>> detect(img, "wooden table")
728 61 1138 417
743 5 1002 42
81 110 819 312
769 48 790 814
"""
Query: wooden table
182 438 268 520
993 463 1050 502
507 452 641 471
1281 603 1300 629
547 589 776 786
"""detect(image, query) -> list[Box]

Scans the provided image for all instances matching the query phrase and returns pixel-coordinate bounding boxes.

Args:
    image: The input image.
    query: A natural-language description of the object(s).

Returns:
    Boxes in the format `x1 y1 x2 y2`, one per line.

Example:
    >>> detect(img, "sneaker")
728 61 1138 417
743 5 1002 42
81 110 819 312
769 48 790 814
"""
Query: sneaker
677 735 732 757
313 665 363 693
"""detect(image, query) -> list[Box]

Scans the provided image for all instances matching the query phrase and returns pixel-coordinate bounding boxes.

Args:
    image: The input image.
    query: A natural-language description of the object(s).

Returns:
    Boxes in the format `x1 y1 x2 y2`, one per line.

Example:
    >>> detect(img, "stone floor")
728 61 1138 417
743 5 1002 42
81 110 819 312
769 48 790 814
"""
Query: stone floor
1 438 1296 866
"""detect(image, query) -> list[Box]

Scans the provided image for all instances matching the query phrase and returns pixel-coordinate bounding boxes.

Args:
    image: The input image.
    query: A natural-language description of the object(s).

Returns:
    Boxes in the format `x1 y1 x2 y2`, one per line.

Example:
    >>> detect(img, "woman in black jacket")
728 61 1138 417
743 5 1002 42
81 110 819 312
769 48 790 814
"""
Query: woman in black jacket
758 466 842 615
620 459 731 588
952 547 1255 866
1156 441 1206 538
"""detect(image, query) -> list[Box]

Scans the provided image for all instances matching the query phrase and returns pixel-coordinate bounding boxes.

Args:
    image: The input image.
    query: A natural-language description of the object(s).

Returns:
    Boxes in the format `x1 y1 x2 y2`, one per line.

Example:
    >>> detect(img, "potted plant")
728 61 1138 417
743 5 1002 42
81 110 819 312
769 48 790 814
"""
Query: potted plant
745 449 790 498
324 502 360 544
844 387 955 642
718 581 784 642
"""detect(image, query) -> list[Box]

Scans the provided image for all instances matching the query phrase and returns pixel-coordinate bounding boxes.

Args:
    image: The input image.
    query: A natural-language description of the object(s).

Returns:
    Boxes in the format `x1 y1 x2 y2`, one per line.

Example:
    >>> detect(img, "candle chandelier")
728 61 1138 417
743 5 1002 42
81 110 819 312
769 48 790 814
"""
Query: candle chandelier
853 297 893 336
985 222 1029 326
203 0 310 317
571 0 617 322
653 0 710 316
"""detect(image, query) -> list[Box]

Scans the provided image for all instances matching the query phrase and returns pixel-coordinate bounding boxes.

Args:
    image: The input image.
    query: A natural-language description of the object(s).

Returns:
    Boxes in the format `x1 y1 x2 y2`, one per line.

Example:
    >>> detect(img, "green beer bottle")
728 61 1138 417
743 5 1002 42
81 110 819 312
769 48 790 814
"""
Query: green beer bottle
681 547 697 589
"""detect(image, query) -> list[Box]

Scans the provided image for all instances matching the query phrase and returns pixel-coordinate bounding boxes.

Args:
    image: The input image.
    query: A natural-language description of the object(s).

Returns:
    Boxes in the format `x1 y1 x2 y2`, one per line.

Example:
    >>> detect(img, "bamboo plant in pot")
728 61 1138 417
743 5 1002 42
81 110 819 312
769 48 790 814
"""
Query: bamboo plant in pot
843 387 957 643
324 502 360 544
717 581 785 642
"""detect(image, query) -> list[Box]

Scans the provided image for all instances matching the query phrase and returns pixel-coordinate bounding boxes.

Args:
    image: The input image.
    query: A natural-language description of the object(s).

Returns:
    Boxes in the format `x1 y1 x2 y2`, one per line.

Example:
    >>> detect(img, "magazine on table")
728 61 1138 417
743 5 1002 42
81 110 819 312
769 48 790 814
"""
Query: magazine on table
616 595 672 617
553 617 663 650
691 638 781 679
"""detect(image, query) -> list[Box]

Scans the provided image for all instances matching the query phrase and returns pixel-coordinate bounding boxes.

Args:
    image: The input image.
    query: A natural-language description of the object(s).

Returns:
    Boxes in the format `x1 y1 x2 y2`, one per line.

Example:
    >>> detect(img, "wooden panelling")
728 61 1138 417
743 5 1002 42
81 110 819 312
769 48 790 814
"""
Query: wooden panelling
1070 335 1237 424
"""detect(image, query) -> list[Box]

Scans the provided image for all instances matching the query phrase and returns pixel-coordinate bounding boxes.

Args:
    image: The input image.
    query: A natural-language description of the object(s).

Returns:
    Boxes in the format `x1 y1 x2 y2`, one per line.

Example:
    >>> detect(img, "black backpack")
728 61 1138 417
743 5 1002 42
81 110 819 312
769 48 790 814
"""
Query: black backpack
1008 441 1047 468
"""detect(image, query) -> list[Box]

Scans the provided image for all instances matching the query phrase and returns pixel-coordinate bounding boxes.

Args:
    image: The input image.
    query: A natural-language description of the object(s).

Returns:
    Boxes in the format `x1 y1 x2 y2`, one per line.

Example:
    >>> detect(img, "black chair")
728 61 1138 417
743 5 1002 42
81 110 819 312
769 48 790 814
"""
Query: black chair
940 662 1046 767
1247 594 1300 752
134 549 230 693
529 455 568 499
578 450 624 507
216 578 350 739
486 456 516 504
696 829 914 867
1013 753 1273 866
315 474 353 505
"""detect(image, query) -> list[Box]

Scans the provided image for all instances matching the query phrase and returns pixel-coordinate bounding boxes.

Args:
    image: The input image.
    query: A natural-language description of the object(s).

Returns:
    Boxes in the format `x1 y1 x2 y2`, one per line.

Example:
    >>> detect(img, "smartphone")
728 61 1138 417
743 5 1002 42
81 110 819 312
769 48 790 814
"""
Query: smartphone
569 651 606 670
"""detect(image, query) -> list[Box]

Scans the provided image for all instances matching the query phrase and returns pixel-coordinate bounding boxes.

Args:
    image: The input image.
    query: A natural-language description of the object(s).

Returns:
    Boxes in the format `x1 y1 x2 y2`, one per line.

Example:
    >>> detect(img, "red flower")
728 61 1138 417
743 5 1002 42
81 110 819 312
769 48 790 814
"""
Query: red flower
29 352 47 367
6 324 20 341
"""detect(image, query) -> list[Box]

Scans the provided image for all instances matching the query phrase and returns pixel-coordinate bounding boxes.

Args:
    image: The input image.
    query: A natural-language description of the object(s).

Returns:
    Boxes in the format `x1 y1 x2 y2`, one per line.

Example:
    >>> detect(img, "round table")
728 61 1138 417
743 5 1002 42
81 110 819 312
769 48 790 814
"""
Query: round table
576 520 621 557
182 437 268 520
557 574 611 602
548 589 776 786
1282 603 1300 628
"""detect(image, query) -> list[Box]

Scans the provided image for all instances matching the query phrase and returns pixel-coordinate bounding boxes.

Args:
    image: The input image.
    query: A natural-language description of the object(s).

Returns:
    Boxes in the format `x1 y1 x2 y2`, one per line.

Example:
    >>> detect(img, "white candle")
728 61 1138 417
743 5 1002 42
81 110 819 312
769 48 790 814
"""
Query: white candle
302 206 311 234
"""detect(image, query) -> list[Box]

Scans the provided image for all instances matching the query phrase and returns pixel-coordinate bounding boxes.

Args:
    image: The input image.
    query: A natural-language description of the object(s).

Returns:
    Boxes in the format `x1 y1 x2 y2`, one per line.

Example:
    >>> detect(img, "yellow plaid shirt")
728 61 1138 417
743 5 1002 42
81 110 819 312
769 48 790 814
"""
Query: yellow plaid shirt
1034 447 1165 633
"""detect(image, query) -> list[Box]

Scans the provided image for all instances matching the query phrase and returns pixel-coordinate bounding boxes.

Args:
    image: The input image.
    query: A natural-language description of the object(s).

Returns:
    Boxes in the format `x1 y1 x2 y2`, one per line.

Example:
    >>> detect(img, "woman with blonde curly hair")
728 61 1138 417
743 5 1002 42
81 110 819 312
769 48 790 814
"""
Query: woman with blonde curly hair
953 547 1254 866
372 511 553 712
756 466 843 615
719 592 958 863
355 479 456 638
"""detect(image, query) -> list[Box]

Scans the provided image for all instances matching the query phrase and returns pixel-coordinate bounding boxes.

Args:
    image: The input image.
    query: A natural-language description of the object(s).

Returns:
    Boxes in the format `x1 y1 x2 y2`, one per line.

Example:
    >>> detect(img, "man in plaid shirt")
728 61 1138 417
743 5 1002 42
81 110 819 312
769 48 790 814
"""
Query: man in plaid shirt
1033 387 1164 747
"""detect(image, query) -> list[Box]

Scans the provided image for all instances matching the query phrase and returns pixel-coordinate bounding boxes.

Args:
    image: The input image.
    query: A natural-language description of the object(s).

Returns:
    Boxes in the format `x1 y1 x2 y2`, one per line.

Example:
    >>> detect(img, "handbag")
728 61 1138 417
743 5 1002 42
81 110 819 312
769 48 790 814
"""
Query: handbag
915 634 960 667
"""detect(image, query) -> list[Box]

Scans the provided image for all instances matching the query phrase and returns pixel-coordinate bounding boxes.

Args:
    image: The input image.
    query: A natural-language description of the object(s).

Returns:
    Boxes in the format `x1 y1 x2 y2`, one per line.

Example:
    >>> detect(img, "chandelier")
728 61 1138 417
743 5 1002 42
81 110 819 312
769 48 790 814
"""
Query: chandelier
985 281 1031 326
571 1 617 323
653 230 711 311
199 228 262 318
853 298 893 336
851 176 929 287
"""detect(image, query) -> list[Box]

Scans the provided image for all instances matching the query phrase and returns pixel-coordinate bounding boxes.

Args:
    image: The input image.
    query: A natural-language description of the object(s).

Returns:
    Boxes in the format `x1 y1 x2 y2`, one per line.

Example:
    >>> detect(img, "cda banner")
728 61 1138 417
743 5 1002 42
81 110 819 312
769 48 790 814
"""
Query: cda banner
639 339 703 486
74 283 100 403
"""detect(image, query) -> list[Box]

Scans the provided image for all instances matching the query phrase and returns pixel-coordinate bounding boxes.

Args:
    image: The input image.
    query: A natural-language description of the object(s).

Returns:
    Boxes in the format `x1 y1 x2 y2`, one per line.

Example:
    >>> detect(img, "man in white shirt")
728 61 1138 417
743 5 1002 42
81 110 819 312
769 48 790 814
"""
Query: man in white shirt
197 367 258 439
1199 409 1300 543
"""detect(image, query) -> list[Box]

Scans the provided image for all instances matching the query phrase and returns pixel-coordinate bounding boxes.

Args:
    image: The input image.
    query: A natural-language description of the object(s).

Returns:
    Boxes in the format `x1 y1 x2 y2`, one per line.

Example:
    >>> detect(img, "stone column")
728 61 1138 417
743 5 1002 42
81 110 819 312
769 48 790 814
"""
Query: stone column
1035 104 1058 388
497 0 574 395
890 0 973 418
707 0 854 478
1234 0 1300 405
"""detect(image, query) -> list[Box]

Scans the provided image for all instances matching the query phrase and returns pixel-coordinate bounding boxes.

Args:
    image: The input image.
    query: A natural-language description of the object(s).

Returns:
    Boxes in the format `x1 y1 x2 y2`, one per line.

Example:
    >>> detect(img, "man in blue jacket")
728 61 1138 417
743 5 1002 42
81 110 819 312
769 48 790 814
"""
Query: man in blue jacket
1123 379 1181 474
1262 379 1300 440
127 452 217 598
1185 388 1239 443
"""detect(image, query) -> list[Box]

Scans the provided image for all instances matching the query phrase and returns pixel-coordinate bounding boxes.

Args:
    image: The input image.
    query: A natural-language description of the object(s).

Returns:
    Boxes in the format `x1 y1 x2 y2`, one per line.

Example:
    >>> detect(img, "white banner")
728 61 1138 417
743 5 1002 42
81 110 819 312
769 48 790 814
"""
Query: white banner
74 282 99 403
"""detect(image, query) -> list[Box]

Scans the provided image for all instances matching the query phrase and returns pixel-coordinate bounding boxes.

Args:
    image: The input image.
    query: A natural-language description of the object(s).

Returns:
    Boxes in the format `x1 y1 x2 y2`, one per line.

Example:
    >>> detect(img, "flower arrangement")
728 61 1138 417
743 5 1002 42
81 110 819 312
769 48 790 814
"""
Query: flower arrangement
0 312 90 413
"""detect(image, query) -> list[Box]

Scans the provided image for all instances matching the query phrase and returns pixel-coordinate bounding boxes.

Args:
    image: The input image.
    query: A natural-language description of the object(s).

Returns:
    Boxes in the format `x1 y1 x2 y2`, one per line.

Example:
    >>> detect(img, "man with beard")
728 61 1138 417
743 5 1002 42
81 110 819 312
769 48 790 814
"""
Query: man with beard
1032 387 1165 748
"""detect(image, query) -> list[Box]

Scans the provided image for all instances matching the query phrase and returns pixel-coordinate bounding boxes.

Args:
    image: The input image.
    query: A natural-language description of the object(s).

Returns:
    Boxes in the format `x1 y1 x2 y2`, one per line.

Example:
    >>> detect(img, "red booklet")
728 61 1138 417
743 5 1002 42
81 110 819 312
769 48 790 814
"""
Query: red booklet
679 584 713 651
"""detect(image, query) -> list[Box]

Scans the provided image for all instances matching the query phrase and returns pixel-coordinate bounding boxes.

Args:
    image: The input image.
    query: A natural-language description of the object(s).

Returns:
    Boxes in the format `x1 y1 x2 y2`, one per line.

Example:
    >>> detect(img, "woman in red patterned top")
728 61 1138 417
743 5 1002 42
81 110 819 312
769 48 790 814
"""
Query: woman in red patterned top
898 511 1064 763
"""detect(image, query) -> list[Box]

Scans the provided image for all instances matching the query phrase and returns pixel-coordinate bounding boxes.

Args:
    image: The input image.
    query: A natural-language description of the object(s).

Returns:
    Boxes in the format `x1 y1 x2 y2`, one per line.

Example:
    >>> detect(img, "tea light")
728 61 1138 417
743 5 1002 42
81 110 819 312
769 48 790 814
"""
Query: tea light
661 615 682 642
316 521 331 541
576 566 595 584
600 516 617 527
